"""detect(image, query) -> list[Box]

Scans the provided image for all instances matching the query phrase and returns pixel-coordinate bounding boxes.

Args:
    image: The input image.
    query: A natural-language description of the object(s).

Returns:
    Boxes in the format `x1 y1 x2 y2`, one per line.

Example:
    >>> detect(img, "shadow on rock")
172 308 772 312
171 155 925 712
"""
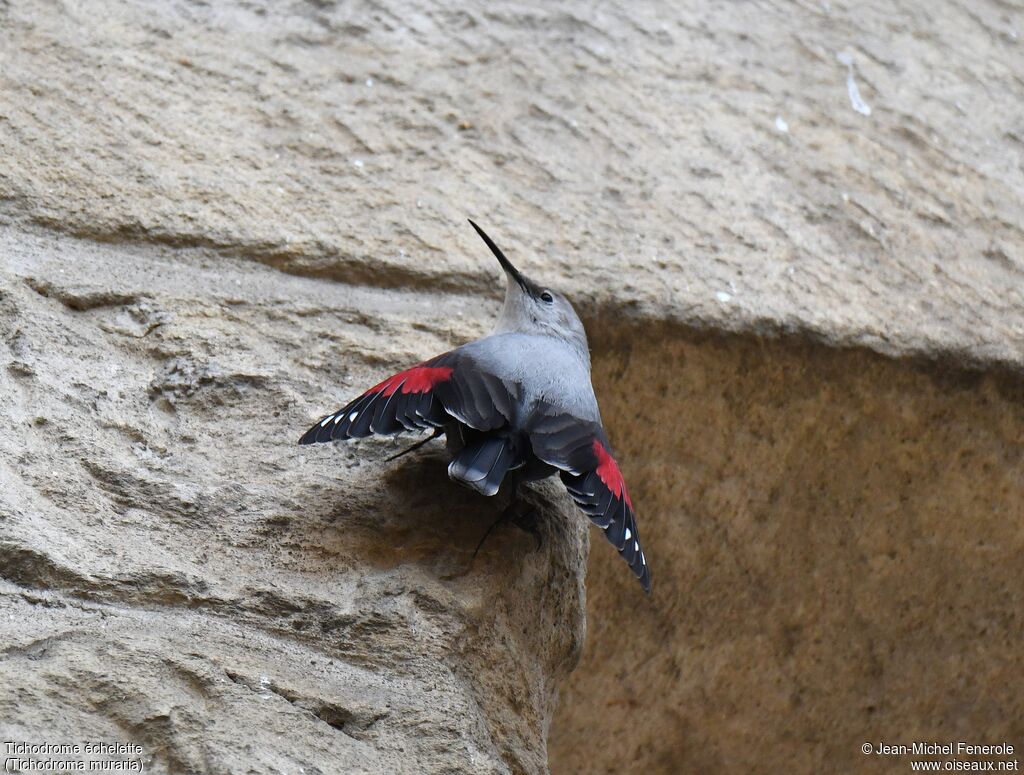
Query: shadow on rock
294 443 559 588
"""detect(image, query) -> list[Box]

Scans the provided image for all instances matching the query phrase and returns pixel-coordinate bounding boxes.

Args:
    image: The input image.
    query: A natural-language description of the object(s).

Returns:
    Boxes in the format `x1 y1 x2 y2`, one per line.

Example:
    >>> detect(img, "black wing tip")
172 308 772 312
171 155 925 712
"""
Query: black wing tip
299 412 346 445
298 426 326 445
625 538 651 594
638 564 652 594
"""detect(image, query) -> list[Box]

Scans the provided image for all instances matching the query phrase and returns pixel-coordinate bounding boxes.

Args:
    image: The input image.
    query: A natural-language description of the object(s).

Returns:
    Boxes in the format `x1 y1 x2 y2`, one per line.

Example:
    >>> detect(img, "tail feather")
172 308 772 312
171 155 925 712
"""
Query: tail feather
448 436 513 497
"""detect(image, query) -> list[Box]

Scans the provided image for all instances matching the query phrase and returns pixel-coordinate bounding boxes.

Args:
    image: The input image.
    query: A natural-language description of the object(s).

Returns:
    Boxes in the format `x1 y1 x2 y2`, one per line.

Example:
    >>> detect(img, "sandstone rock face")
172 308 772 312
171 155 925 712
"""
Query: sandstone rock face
2 1 1022 774
1 230 587 774
550 328 1024 773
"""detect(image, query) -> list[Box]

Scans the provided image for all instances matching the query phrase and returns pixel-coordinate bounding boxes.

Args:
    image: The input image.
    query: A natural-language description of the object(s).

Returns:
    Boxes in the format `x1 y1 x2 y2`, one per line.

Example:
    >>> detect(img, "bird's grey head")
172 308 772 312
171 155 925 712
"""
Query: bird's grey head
469 220 590 358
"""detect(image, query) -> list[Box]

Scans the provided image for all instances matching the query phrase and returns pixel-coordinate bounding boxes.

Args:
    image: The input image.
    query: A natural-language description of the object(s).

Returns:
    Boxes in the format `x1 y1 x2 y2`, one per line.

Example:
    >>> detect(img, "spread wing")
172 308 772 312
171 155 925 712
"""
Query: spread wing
528 405 650 593
298 349 514 445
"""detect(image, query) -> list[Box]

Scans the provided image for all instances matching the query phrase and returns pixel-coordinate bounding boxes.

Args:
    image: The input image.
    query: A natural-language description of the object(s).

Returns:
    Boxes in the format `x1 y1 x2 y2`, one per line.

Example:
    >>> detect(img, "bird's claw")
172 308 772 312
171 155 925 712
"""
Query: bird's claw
471 499 543 558
509 507 543 551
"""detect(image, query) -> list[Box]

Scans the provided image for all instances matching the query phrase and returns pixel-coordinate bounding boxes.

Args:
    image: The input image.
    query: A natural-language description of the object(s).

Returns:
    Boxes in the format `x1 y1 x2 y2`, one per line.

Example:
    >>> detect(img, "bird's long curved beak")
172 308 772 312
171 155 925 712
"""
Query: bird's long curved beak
468 219 530 293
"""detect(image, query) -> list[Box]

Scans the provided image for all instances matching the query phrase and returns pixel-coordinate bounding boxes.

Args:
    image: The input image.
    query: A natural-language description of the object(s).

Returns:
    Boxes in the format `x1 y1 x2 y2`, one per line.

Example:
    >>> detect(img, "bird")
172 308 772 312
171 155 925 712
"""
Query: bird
299 220 650 592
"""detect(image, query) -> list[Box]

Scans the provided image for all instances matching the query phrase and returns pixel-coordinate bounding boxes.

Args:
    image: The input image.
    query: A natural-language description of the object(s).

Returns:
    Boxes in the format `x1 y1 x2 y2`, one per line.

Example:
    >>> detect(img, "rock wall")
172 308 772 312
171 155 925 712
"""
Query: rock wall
550 325 1024 773
2 1 1022 773
1 229 586 774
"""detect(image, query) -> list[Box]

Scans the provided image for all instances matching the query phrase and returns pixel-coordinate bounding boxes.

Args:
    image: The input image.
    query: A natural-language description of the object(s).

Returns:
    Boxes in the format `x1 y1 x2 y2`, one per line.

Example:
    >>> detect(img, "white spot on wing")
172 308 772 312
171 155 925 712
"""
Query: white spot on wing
333 415 343 424
634 540 640 553
624 528 632 541
320 416 333 427
641 551 646 566
349 411 359 422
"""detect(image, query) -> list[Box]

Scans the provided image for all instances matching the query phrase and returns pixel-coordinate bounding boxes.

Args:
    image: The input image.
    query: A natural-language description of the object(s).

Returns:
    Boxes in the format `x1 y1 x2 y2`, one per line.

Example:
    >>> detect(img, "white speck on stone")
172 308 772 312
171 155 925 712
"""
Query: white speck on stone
774 115 789 133
836 51 872 116
416 199 423 208
353 159 364 168
716 291 732 303
842 192 850 203
624 528 632 541
349 411 359 422
276 186 284 194
320 416 333 427
365 78 374 87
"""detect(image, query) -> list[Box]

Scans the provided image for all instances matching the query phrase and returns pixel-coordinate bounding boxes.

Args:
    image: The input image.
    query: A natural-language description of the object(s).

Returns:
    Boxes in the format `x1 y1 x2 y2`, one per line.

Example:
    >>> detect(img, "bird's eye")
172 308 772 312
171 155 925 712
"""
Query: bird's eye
540 291 554 303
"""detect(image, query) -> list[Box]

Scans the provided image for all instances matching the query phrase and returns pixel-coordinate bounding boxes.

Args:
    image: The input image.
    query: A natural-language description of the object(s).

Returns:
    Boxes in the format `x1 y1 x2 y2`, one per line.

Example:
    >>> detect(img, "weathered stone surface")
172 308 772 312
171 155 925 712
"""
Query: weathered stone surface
1 0 1023 773
550 326 1024 773
3 0 1022 366
1 231 586 774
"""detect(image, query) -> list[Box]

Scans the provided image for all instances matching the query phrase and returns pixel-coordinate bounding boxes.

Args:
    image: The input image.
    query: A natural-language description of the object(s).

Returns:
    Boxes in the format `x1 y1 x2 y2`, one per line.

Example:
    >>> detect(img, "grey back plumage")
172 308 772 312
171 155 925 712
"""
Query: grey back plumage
461 333 601 428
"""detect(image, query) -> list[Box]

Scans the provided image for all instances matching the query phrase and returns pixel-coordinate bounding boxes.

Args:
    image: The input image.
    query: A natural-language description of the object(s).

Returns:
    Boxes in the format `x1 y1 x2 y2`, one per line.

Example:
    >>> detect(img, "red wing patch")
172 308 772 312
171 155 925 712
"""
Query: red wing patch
299 358 457 444
559 436 649 592
523 403 649 590
299 348 514 445
593 439 633 509
367 365 454 397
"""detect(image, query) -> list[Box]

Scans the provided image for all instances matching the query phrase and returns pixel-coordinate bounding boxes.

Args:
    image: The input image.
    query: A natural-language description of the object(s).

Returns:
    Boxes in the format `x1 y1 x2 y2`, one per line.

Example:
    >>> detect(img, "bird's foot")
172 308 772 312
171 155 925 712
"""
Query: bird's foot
471 499 542 558
385 428 443 462
509 505 542 551
471 511 506 559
